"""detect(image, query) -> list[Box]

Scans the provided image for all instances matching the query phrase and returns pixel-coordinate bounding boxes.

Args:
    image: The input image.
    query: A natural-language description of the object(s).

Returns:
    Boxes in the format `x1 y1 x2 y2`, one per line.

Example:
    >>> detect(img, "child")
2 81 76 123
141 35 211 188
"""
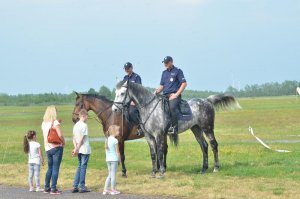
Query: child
23 130 44 192
72 109 91 193
103 125 121 195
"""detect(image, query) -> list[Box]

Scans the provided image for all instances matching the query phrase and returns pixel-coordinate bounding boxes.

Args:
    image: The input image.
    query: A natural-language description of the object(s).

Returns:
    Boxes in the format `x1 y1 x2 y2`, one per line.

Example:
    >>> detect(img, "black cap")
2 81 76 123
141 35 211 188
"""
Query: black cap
162 56 173 64
124 62 133 69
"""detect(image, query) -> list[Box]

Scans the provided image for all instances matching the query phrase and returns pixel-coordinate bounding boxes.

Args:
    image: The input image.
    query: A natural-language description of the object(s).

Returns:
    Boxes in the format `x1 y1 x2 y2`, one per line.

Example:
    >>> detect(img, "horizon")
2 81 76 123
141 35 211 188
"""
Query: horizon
0 79 298 95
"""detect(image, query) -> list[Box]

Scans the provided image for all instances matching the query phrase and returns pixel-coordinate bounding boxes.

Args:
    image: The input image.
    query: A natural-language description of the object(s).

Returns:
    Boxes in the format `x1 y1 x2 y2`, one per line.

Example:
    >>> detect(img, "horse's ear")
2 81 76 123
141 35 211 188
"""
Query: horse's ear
124 79 129 86
73 91 81 97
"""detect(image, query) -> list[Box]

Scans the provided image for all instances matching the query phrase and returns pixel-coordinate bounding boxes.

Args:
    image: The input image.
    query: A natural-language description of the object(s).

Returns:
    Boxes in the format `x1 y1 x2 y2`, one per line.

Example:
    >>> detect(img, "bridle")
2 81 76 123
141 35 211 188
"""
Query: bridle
72 96 113 125
113 84 164 130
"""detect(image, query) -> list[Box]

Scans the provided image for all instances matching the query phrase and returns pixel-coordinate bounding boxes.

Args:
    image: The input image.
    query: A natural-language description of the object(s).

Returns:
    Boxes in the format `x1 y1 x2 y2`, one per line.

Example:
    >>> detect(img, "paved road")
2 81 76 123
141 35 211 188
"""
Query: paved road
0 185 172 199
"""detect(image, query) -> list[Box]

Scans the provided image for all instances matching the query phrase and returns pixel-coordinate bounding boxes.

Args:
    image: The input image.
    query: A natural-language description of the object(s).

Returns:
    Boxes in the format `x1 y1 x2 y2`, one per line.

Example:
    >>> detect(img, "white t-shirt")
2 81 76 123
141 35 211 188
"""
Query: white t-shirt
41 120 60 151
105 136 119 162
28 141 41 165
73 121 91 155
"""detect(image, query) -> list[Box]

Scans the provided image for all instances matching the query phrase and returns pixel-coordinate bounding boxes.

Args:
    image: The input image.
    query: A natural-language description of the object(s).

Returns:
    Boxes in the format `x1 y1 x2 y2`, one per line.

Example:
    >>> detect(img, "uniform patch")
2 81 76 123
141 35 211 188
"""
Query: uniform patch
170 78 174 82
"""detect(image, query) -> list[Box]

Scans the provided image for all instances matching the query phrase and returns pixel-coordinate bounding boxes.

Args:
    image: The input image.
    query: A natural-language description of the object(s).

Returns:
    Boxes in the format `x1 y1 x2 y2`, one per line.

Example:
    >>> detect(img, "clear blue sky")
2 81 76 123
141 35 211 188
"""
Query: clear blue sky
0 0 299 94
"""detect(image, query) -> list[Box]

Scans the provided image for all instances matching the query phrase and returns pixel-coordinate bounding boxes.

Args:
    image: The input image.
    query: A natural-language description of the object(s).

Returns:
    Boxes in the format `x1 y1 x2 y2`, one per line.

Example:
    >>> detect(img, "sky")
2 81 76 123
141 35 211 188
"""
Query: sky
0 0 299 94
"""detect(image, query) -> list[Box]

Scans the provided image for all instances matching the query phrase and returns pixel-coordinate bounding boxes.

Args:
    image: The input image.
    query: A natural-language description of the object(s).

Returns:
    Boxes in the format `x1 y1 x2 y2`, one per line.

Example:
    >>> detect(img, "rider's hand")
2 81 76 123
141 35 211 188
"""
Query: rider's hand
169 93 178 100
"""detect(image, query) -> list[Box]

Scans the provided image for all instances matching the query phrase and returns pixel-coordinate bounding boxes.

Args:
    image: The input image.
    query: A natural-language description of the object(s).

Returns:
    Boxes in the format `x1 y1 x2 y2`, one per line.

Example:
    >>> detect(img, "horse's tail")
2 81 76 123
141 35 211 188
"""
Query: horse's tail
168 133 179 147
206 94 241 111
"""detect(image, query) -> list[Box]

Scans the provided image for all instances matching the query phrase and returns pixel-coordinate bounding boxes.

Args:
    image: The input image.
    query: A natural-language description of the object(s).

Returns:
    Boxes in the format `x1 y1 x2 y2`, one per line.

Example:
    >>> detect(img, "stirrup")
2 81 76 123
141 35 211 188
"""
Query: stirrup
167 126 175 134
168 125 178 135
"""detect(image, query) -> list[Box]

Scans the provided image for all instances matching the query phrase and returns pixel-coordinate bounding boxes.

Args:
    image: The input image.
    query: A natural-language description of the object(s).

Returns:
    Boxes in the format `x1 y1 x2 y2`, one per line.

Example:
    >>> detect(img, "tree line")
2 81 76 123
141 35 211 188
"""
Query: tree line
225 80 299 97
0 80 299 106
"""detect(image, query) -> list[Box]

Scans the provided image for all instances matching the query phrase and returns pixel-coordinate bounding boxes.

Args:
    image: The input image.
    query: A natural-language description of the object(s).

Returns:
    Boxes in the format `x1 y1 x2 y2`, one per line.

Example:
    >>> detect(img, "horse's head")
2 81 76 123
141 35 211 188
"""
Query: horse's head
112 80 131 112
72 92 90 123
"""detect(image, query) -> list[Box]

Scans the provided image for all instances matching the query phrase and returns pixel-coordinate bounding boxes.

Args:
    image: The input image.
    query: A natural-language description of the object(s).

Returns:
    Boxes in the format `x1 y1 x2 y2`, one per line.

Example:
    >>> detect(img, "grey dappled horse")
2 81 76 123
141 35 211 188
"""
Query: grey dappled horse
112 80 241 177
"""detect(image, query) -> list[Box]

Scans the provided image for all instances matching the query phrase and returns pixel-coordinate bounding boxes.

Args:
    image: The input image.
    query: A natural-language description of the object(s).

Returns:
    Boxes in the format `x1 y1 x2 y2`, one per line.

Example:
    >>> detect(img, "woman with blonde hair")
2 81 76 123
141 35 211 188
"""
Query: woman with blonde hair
41 105 65 195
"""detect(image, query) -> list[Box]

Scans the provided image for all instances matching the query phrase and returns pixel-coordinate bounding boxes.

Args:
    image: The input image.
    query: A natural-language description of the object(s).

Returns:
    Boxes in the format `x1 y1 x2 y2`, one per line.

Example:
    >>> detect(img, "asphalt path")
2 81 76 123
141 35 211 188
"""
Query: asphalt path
0 185 174 199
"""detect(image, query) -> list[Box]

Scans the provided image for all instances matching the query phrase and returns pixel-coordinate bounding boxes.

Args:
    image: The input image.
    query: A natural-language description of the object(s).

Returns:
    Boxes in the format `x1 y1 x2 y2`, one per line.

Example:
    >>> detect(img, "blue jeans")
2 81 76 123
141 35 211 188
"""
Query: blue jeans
28 163 41 188
45 147 63 191
73 153 90 189
104 161 118 190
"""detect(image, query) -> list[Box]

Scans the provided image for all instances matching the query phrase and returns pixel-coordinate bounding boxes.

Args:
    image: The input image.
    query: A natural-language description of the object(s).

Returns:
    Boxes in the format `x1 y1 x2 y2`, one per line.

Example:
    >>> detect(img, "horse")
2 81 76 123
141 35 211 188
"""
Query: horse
71 92 168 177
112 80 241 177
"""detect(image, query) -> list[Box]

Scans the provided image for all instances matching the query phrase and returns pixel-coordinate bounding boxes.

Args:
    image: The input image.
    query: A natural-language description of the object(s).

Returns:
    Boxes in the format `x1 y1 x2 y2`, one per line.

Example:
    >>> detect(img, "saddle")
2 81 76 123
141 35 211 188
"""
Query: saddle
178 99 193 121
161 96 193 122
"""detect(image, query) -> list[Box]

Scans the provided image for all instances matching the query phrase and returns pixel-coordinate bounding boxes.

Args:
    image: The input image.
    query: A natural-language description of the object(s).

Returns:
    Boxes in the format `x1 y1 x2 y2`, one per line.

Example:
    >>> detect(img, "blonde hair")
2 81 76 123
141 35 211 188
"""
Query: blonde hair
79 109 88 117
105 125 120 150
43 105 57 122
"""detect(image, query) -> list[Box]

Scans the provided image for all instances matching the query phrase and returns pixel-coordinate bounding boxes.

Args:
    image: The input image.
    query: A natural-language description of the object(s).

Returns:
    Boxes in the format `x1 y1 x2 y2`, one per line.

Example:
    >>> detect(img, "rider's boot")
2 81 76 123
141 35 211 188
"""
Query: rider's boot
168 124 178 135
136 125 144 136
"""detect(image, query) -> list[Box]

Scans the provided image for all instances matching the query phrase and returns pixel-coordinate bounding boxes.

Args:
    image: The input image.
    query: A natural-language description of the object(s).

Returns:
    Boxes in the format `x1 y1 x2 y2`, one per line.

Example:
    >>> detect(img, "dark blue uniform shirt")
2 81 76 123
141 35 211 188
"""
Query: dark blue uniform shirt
160 66 186 95
123 72 142 84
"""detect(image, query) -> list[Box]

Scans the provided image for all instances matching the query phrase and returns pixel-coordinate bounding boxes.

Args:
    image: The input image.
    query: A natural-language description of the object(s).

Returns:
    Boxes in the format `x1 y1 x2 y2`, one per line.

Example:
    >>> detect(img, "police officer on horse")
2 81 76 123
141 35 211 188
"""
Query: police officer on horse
123 62 143 136
154 56 187 135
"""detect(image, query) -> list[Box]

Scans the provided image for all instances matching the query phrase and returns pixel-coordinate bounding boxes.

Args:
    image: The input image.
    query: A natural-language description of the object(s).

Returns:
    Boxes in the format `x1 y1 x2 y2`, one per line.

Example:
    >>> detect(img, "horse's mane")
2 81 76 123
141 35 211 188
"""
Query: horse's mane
130 82 153 98
116 80 154 101
81 93 112 103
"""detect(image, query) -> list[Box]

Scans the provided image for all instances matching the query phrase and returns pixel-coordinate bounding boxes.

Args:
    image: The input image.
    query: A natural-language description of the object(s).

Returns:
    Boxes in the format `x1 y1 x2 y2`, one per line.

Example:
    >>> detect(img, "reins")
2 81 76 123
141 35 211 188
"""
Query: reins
73 96 113 126
114 84 163 131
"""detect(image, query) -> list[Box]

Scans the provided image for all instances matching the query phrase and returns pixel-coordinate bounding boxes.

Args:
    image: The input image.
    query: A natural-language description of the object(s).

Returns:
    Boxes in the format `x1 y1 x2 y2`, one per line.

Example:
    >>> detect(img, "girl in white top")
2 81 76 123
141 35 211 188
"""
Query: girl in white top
23 130 44 192
103 125 121 195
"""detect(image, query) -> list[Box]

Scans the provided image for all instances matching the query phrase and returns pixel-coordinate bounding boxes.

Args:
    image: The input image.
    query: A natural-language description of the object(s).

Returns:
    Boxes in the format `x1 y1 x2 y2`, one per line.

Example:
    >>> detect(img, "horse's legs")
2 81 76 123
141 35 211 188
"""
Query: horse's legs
163 135 168 169
191 125 209 174
204 128 219 172
119 140 127 177
156 136 168 171
144 133 158 177
156 134 167 176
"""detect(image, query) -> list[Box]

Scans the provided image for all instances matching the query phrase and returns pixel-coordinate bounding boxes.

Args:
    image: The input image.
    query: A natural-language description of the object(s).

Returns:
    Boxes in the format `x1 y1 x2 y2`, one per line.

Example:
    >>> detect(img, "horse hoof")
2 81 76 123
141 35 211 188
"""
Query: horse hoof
151 172 156 178
213 168 219 173
200 169 207 175
122 174 127 178
157 173 165 179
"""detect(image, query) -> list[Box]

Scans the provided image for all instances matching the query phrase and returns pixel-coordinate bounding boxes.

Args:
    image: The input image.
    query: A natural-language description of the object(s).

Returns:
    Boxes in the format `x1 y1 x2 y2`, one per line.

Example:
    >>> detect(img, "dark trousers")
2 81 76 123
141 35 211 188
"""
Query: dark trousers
166 94 181 129
129 105 140 125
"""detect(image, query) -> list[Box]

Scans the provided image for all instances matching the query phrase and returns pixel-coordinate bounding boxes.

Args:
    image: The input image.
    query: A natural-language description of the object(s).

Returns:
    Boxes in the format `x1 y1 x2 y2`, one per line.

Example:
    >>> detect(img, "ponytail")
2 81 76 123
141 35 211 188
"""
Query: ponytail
23 130 37 154
23 135 29 154
105 130 109 150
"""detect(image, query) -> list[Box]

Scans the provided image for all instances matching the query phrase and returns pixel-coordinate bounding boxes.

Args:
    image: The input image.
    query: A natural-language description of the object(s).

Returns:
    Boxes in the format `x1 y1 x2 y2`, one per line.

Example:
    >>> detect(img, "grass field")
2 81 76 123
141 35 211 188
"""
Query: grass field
0 96 300 198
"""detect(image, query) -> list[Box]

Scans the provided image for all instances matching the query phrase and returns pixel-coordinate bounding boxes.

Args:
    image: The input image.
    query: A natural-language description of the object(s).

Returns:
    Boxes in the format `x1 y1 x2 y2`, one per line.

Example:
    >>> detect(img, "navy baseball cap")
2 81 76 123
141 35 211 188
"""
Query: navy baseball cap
124 62 133 69
162 56 173 63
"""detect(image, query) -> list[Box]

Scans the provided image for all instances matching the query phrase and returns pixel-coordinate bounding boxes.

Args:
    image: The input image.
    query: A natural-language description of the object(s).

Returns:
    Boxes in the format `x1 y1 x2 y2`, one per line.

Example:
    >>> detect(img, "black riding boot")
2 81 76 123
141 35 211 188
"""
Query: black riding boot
167 95 181 135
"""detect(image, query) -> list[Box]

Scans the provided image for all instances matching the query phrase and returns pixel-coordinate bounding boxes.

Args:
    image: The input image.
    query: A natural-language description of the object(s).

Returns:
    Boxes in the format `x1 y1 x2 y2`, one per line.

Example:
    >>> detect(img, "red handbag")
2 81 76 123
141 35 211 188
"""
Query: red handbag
47 122 62 144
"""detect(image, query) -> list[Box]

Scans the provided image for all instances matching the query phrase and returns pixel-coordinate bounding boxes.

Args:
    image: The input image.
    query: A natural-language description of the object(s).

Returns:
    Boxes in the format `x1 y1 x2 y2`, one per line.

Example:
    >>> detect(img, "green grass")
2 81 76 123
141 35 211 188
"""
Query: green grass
0 96 300 198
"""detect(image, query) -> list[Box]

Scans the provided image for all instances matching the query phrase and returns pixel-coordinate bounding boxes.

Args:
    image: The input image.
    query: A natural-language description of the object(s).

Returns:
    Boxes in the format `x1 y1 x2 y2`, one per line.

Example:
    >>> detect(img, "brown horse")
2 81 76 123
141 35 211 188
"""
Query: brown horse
72 92 168 177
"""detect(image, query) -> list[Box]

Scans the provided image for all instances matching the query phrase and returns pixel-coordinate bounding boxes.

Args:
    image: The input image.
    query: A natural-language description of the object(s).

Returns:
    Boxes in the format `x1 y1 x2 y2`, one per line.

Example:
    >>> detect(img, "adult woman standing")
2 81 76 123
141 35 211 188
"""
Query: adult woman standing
41 105 65 195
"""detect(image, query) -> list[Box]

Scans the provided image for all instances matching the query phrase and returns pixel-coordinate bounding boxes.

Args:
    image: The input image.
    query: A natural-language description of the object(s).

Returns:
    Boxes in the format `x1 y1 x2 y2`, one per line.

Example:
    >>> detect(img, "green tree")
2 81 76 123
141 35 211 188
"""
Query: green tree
87 88 97 94
99 86 112 100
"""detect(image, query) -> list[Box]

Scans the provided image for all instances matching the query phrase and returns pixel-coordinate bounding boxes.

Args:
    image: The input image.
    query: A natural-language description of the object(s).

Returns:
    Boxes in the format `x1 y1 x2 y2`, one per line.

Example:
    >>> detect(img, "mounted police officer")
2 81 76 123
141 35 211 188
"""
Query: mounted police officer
154 56 187 135
123 62 143 136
